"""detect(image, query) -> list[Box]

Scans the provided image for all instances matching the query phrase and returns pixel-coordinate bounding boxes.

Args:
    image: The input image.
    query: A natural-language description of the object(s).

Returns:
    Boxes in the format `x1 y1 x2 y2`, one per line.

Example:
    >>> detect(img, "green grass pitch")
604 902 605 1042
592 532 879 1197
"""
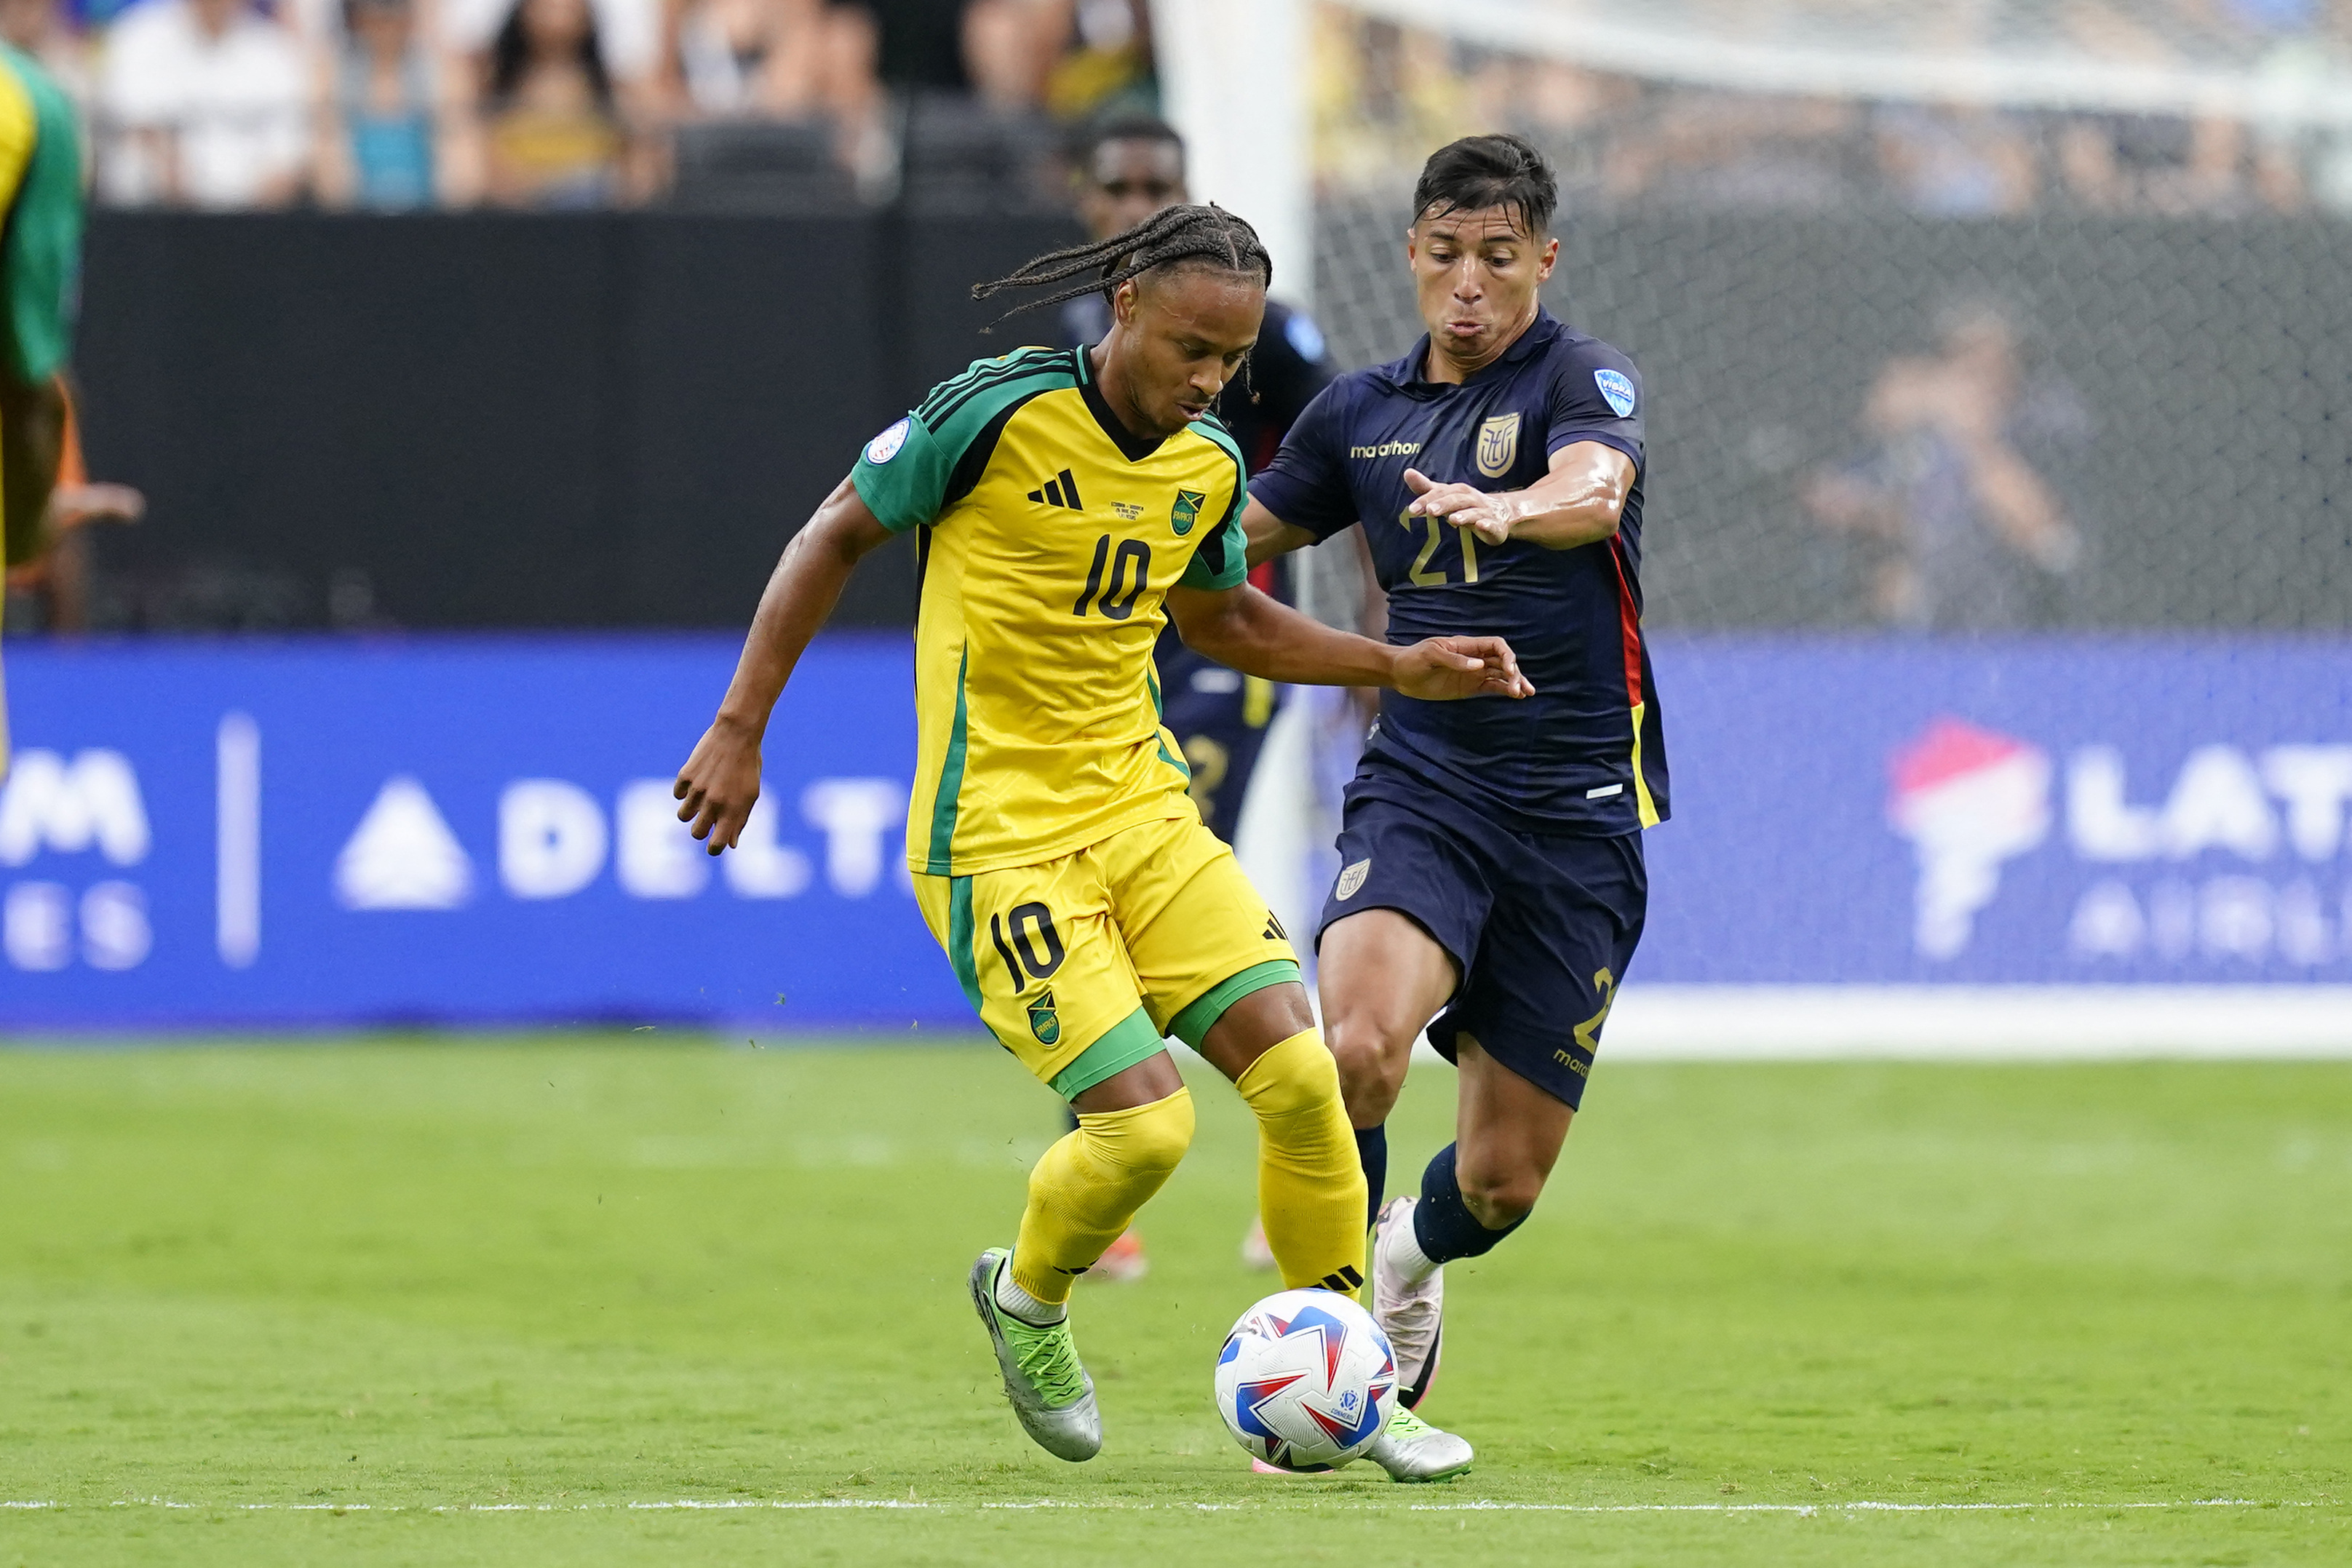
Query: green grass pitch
1 1039 2345 1566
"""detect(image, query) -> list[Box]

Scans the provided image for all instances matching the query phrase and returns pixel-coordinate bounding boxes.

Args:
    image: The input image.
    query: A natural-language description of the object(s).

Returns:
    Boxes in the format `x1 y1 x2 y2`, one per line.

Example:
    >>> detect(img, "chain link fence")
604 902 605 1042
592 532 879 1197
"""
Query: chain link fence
1314 202 2352 632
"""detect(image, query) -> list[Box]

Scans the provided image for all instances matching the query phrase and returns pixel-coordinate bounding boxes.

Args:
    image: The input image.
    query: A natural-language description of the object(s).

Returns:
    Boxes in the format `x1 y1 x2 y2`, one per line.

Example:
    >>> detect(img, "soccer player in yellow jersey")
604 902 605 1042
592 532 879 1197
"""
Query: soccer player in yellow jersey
673 204 1530 1474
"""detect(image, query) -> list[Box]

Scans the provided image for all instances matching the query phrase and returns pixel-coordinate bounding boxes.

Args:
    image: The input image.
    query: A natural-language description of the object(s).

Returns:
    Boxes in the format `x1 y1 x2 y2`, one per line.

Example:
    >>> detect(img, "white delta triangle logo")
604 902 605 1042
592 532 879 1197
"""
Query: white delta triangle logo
335 776 475 910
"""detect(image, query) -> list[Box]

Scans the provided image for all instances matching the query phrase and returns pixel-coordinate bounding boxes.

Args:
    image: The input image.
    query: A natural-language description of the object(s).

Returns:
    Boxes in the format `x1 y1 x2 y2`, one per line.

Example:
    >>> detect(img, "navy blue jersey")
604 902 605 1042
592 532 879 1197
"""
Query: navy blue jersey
1249 309 1669 837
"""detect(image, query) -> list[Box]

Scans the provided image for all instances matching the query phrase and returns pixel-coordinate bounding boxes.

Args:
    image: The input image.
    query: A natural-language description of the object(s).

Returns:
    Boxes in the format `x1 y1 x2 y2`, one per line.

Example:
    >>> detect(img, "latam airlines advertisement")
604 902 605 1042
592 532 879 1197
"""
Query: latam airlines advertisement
1 634 2348 1029
1647 639 2352 985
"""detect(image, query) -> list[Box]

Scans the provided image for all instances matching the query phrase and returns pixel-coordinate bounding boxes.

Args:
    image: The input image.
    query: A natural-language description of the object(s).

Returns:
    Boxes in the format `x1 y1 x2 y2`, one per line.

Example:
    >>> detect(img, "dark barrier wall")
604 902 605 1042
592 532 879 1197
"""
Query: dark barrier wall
75 210 2352 632
76 212 1079 632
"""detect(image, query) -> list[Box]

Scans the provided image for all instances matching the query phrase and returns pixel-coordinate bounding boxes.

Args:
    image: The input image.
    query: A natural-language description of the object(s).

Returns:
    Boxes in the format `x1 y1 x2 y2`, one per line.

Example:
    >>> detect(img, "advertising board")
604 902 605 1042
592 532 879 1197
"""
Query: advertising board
5 635 2348 1044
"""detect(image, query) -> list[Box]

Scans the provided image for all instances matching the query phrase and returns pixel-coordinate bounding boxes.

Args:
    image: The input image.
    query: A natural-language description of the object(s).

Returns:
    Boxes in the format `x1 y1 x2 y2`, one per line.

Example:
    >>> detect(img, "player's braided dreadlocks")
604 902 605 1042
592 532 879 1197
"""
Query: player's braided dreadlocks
969 202 1272 325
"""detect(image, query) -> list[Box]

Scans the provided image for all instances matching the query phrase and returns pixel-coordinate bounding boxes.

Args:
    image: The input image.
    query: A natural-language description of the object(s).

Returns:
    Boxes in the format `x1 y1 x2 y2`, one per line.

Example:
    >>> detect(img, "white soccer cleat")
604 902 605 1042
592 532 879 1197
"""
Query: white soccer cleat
967 1249 1101 1462
1239 1217 1276 1271
1363 1405 1474 1483
1371 1195 1444 1410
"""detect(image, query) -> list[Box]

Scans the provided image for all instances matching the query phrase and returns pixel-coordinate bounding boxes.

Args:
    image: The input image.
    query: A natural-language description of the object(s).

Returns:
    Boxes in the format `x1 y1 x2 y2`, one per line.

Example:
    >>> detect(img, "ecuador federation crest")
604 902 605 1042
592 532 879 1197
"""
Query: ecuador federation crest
1474 413 1521 478
1335 859 1372 902
1027 987 1062 1045
1172 487 1207 536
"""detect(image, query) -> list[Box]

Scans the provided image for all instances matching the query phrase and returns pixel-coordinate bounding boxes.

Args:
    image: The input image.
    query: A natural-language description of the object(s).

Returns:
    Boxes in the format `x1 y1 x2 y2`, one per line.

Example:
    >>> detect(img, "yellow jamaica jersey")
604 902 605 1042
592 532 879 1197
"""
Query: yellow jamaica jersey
851 344 1250 877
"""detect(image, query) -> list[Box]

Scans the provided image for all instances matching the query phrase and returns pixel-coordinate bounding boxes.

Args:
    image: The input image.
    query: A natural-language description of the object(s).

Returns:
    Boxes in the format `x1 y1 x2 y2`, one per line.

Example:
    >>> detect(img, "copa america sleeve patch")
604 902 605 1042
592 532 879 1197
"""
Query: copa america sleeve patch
864 416 911 464
1593 368 1637 418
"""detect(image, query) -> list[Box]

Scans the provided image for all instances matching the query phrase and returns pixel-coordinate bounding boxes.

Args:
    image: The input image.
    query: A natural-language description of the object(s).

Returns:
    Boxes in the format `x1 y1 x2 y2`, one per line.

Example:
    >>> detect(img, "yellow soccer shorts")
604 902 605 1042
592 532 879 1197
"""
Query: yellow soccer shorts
913 813 1300 1099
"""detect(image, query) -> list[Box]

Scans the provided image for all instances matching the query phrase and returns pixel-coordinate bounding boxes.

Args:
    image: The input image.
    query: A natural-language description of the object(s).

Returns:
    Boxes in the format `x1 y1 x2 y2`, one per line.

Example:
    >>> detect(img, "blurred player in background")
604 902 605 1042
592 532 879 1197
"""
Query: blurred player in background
1801 293 2087 630
673 202 1528 1476
1244 134 1670 1476
1055 114 1338 1283
0 31 84 777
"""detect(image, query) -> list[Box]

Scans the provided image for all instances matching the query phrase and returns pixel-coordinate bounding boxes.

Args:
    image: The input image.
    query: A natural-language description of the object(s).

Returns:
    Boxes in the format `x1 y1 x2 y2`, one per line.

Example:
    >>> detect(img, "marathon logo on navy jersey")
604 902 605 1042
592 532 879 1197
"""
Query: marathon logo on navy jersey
1349 441 1421 460
1027 469 1085 510
1594 368 1637 417
1475 413 1521 477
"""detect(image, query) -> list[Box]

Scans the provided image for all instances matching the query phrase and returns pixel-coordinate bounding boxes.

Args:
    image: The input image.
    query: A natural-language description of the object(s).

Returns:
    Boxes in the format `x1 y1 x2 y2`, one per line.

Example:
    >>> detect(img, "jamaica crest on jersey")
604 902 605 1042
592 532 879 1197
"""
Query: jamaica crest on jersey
1475 412 1521 478
1171 487 1207 536
1027 988 1061 1045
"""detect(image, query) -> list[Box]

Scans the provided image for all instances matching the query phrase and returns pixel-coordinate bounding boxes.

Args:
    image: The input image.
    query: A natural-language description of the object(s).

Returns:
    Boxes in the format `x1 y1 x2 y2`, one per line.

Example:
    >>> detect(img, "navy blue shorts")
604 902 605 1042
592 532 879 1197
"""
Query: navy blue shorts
1314 767 1646 1110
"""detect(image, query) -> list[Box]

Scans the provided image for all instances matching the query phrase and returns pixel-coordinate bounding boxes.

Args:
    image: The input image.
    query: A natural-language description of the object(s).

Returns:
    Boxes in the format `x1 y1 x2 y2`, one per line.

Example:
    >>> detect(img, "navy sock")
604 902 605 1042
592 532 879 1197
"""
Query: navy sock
1354 1124 1388 1231
1411 1142 1525 1264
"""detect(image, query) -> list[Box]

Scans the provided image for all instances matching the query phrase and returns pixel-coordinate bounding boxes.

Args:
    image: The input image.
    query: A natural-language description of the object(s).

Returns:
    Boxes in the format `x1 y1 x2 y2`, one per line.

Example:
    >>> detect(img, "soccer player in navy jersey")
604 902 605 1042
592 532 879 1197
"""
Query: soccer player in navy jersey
1241 134 1669 1473
1052 115 1338 1286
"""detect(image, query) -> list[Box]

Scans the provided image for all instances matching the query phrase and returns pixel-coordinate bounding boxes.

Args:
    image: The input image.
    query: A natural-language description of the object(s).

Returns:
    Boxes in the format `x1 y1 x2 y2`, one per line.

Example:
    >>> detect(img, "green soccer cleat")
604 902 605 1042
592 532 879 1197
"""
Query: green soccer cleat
967 1248 1101 1461
1363 1405 1474 1483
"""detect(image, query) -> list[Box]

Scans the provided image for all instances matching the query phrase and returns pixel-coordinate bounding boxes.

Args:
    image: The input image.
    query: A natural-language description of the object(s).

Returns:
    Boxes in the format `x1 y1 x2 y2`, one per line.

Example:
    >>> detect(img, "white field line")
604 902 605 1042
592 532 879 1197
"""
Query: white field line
1410 1497 2317 1514
1 1496 2329 1516
1604 986 2352 1058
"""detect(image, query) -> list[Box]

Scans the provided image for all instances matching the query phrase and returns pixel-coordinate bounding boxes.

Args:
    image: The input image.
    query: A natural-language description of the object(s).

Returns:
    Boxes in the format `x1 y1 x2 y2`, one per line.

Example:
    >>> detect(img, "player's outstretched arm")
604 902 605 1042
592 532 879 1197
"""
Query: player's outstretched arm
1241 494 1319 568
1166 582 1533 701
674 477 894 854
1402 440 1635 551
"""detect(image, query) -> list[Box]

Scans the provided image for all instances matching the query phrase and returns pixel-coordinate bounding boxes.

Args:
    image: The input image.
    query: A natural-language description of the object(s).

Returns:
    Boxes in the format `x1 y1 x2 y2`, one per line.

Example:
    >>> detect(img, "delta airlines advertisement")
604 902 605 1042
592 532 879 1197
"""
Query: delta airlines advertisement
2 635 2348 1031
0 637 960 1029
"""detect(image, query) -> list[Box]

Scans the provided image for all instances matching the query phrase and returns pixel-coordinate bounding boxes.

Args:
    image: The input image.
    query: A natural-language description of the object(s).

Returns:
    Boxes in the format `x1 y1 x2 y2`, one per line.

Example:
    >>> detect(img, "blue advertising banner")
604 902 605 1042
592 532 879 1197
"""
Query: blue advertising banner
1645 637 2352 986
0 635 963 1029
2 635 2348 1030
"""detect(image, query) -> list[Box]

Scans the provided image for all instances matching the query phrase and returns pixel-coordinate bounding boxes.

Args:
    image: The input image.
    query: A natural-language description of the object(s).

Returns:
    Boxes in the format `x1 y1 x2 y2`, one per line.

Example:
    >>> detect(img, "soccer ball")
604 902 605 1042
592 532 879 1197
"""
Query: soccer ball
1213 1288 1396 1472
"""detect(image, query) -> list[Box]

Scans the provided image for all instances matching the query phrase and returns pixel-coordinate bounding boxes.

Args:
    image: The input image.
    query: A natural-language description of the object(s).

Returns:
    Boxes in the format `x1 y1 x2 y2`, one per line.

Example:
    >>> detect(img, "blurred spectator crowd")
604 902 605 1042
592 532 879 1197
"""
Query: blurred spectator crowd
1316 2 2352 218
11 0 2351 218
6 0 1156 210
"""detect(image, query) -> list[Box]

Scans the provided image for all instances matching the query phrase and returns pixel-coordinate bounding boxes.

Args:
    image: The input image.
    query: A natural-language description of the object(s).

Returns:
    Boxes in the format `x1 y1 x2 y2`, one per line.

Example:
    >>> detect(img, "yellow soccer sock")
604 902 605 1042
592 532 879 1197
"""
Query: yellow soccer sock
1237 1029 1368 1297
1010 1087 1196 1308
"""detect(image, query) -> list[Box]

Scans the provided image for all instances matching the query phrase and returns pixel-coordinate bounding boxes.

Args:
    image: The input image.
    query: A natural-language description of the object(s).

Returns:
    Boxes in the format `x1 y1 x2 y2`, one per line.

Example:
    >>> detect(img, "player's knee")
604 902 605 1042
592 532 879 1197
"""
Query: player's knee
1236 1028 1343 1123
1127 1087 1198 1175
1082 1086 1196 1178
1324 1016 1406 1123
1458 1165 1543 1230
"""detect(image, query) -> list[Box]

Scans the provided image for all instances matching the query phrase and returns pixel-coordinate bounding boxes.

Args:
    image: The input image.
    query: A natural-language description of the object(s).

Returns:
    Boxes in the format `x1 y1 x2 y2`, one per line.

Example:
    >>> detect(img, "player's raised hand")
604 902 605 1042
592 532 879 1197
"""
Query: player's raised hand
1403 467 1514 546
673 717 764 855
1392 636 1534 701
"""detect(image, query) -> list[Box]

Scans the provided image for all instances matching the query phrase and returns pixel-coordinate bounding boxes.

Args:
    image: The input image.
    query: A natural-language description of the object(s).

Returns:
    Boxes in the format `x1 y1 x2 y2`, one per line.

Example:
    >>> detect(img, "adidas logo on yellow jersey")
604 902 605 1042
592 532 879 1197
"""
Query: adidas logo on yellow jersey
1026 469 1084 510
